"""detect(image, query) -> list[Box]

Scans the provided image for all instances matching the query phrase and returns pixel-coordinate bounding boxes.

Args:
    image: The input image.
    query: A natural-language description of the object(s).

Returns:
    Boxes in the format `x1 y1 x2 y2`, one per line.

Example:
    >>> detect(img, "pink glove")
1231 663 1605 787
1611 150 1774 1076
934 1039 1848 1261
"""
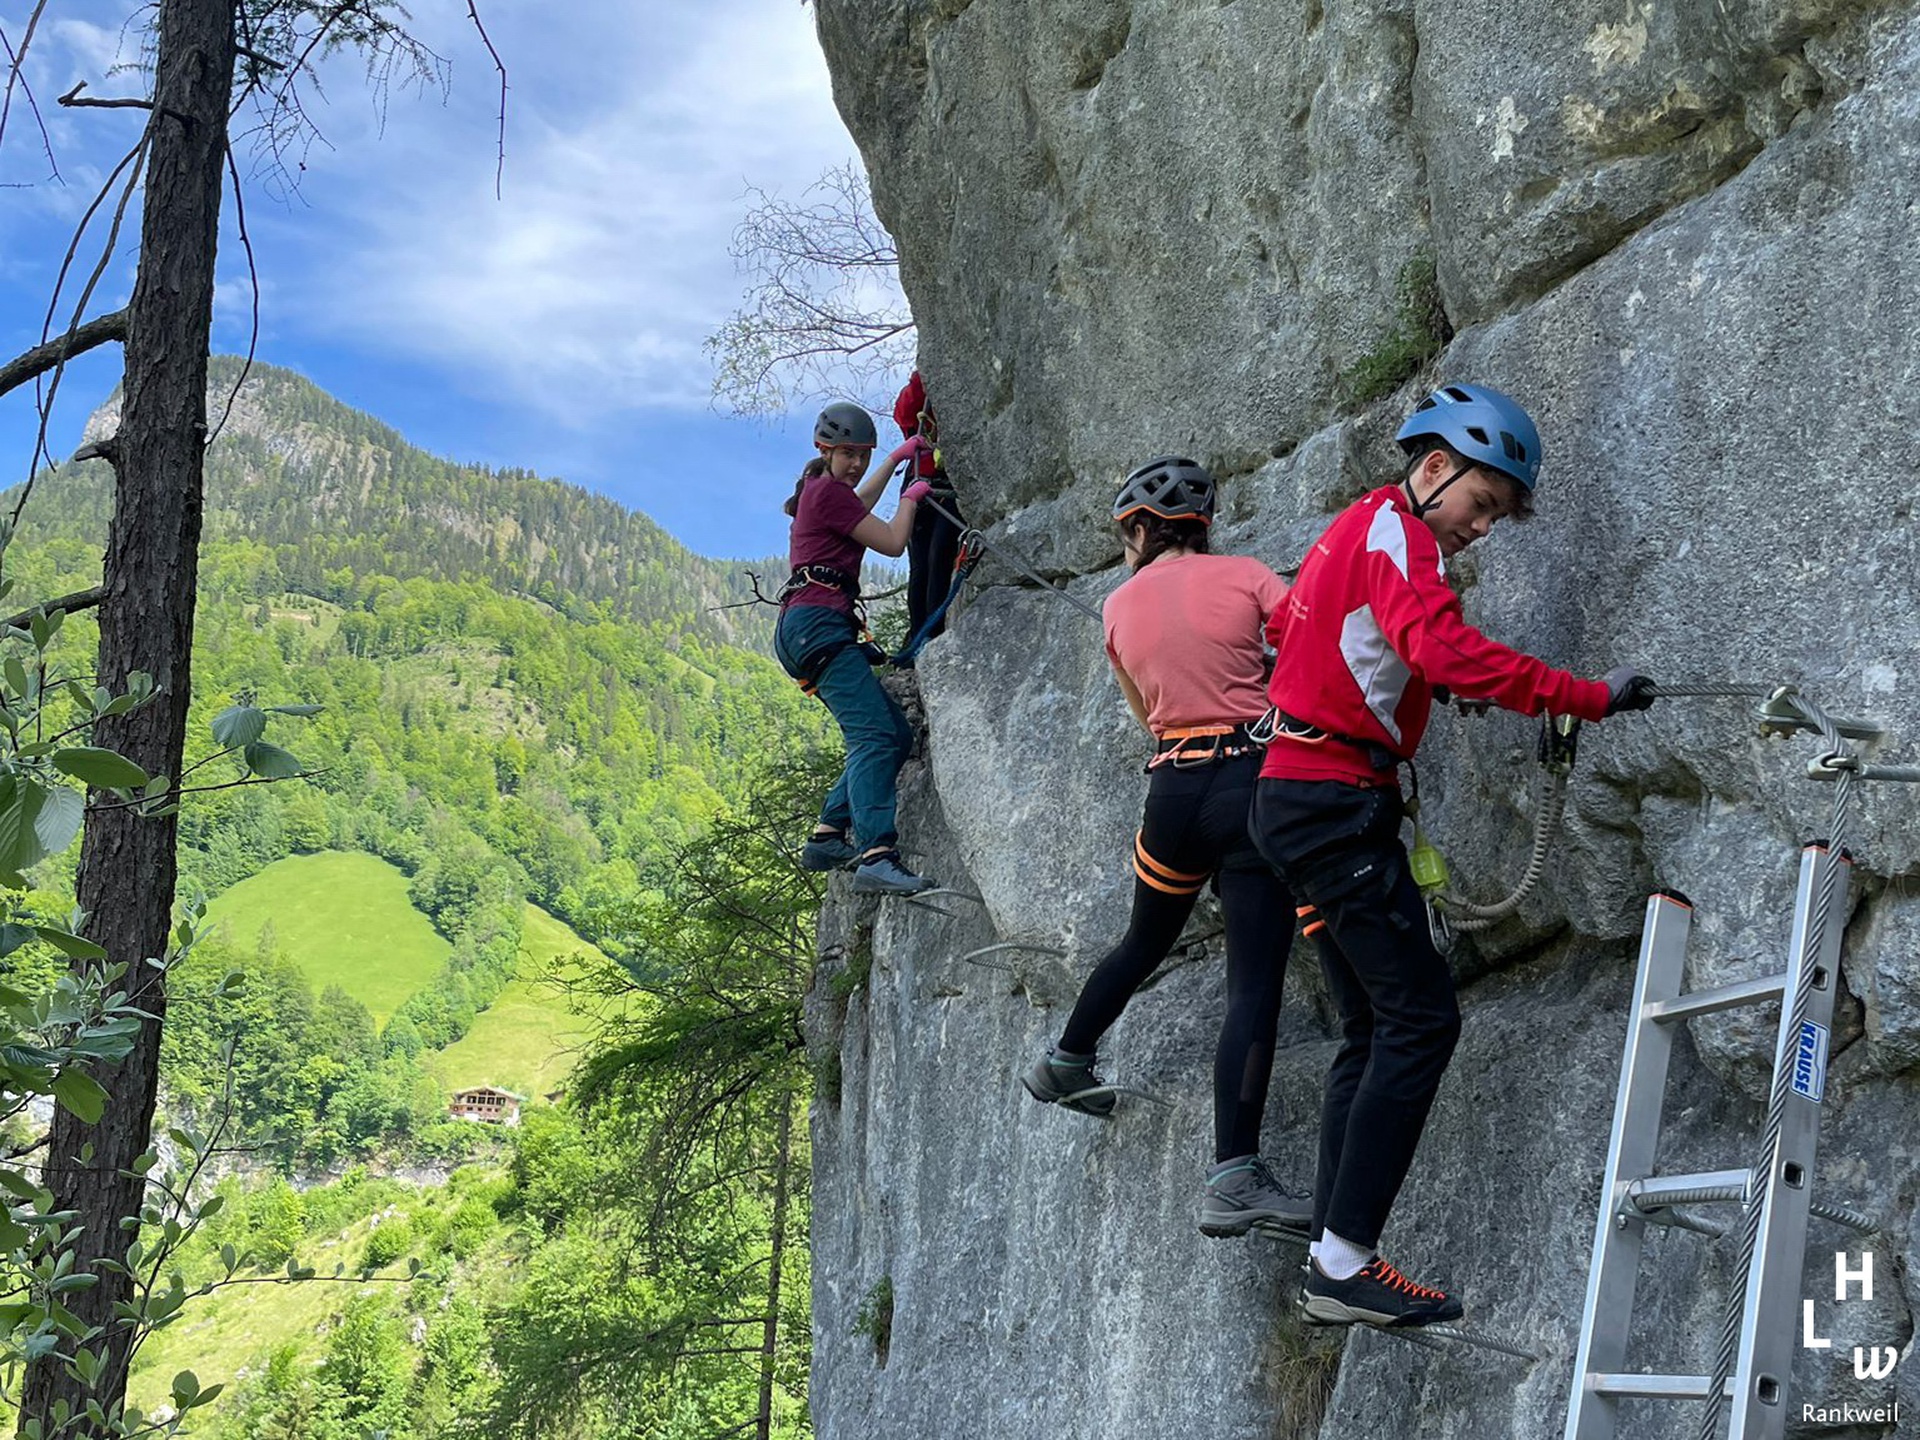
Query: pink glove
885 435 933 470
903 480 933 503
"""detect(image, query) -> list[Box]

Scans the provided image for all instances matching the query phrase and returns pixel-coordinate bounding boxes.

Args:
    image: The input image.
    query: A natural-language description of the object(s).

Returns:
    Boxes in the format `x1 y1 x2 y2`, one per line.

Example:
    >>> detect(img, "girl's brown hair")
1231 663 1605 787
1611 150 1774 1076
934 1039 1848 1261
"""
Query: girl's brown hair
783 456 831 518
1124 513 1211 567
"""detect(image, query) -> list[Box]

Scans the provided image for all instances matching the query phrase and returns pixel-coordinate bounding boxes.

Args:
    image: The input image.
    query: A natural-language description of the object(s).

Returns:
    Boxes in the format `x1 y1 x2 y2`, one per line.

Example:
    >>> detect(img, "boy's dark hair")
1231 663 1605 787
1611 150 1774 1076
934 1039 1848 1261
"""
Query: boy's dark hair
1402 439 1534 520
783 456 831 518
1123 513 1211 567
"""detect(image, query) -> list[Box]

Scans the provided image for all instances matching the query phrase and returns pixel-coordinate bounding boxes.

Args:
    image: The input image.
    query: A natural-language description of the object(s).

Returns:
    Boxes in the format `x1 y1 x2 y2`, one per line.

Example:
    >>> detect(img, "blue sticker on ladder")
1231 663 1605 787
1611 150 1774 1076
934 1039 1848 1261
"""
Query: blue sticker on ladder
1791 1020 1829 1104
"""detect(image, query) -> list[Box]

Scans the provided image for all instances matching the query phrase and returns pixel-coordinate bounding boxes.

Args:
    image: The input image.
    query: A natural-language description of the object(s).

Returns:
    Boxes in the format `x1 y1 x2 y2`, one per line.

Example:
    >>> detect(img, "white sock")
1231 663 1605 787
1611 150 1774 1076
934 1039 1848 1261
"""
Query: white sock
1313 1229 1375 1280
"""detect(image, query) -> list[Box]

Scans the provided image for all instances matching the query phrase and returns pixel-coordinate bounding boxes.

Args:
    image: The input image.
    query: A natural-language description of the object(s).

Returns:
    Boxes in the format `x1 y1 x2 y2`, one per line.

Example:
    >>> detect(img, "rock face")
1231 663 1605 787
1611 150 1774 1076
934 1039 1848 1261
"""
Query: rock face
806 4 1920 1437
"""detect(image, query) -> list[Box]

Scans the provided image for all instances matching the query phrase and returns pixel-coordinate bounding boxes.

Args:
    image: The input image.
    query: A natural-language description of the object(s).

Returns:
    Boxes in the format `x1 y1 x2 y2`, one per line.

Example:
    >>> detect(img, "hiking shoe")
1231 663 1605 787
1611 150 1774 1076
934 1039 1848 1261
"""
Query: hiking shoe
851 850 934 895
1199 1155 1312 1239
1020 1048 1117 1118
1300 1255 1463 1328
801 833 860 872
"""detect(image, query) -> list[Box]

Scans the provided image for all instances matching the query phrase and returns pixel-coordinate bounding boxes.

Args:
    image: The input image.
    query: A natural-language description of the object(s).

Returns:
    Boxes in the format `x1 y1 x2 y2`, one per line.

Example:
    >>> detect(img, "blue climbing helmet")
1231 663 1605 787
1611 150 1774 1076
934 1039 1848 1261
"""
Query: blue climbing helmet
1394 384 1543 492
1112 456 1216 525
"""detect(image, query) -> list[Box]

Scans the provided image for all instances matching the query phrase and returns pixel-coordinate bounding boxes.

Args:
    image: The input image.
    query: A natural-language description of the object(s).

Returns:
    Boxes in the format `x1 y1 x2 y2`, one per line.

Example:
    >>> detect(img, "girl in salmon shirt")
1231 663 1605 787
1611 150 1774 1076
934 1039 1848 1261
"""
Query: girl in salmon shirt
1022 456 1310 1240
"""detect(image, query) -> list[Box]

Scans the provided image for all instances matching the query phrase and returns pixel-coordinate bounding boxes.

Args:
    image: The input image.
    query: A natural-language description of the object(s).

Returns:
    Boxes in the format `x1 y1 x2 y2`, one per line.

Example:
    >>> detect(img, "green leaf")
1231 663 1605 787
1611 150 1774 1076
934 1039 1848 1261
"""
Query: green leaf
210 705 267 749
241 742 302 780
266 703 323 717
3 658 28 699
0 776 27 874
0 925 36 959
51 747 147 790
49 1070 106 1124
33 928 105 961
32 784 83 859
170 1370 199 1405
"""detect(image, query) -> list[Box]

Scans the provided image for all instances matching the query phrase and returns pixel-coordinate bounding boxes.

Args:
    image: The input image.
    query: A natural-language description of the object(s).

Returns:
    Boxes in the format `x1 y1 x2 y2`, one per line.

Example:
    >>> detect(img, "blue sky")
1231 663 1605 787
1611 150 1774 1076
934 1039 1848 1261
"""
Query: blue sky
0 0 897 559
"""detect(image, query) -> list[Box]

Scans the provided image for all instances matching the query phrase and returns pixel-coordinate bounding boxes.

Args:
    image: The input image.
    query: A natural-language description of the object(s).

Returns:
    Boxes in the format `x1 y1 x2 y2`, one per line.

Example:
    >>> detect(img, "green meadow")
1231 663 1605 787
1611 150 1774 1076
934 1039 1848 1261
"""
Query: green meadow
202 852 451 1026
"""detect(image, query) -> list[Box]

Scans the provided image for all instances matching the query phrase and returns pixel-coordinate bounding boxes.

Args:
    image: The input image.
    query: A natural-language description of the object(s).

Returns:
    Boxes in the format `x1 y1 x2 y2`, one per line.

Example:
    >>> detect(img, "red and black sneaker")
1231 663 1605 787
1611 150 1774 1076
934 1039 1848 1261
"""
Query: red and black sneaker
1301 1255 1463 1328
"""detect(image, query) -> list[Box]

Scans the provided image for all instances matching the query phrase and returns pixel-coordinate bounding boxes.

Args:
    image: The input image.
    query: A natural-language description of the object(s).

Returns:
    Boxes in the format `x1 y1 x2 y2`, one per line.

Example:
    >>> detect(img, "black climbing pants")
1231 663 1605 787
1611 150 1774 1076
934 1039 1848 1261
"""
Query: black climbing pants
905 489 964 642
1058 749 1295 1161
1250 777 1460 1250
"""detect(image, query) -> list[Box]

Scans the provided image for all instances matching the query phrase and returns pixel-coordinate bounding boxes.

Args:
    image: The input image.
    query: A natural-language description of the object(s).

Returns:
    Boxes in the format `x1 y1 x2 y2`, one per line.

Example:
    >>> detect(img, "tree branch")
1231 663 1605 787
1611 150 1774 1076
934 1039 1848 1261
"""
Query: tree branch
0 1 61 181
0 587 105 632
0 311 128 402
464 0 507 200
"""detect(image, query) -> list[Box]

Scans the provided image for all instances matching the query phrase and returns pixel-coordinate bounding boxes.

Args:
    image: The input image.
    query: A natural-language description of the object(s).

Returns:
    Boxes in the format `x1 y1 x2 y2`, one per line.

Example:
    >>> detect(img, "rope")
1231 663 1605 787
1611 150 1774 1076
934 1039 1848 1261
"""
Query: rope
919 494 1103 624
1443 768 1569 930
1696 689 1855 1440
892 531 982 665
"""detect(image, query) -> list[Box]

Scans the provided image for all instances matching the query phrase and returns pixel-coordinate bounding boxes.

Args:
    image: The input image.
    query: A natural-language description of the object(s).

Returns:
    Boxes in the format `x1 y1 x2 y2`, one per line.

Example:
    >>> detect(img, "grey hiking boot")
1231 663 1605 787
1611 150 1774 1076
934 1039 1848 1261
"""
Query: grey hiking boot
851 850 934 895
1199 1155 1312 1239
1020 1047 1117 1118
801 832 860 872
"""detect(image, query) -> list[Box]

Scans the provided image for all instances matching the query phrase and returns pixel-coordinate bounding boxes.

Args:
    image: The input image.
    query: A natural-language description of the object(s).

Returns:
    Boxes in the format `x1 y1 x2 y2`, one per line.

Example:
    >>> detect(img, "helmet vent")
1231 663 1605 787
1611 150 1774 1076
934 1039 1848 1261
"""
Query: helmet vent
1465 426 1490 446
1442 386 1474 403
1501 432 1527 462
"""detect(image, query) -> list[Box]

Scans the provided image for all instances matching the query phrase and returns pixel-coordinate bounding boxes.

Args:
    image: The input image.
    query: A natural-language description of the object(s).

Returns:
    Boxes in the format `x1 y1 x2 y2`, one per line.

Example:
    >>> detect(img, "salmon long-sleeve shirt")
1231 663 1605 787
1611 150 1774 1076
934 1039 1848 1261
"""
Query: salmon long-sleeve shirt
1262 486 1609 787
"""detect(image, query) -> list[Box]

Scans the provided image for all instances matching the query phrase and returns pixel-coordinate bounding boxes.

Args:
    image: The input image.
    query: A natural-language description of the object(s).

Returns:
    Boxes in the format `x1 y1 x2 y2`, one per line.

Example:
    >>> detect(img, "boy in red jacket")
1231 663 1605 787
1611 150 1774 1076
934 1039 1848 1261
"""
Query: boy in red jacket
1250 383 1655 1328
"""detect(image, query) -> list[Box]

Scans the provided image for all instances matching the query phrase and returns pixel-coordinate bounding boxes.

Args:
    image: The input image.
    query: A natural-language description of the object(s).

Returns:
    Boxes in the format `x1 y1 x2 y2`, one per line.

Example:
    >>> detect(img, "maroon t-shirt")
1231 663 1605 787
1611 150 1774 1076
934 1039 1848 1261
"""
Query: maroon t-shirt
784 473 870 617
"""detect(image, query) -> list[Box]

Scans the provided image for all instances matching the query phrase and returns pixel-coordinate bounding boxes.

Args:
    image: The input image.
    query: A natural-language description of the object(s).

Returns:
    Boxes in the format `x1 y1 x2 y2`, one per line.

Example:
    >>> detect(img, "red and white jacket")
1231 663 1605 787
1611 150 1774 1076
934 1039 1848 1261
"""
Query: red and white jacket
1262 486 1610 787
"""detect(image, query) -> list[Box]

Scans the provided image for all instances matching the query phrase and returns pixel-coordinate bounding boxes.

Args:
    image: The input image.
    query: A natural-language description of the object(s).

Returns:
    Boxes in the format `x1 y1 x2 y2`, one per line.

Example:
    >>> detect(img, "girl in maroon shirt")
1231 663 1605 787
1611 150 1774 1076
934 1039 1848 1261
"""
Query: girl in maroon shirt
774 402 936 895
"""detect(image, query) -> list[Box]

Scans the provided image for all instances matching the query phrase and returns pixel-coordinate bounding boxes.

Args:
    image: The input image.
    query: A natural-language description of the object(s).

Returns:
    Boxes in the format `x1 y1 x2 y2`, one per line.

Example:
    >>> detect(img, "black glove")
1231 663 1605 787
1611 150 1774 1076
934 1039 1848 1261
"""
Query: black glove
1604 666 1657 715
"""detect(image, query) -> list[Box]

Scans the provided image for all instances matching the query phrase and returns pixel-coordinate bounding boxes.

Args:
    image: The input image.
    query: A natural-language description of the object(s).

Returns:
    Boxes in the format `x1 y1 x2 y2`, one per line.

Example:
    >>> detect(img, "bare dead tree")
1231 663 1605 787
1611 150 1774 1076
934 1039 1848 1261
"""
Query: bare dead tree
706 160 916 417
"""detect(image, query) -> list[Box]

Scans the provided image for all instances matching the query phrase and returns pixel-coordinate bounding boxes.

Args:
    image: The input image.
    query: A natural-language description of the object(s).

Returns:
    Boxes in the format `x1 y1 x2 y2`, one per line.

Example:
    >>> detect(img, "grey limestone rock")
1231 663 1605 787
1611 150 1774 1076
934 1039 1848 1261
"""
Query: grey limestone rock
807 2 1920 1436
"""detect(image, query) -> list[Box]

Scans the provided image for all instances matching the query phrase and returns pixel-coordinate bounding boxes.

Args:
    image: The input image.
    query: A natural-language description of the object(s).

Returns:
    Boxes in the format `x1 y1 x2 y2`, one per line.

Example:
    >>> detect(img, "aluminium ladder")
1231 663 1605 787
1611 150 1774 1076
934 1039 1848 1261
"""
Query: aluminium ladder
1564 842 1858 1440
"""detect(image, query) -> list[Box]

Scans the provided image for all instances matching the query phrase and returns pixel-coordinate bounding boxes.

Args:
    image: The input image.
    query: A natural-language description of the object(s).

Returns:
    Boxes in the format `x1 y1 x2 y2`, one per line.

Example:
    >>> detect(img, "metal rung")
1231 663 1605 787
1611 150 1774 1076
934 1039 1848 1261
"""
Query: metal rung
1622 1170 1752 1214
1644 973 1786 1023
1588 1373 1733 1401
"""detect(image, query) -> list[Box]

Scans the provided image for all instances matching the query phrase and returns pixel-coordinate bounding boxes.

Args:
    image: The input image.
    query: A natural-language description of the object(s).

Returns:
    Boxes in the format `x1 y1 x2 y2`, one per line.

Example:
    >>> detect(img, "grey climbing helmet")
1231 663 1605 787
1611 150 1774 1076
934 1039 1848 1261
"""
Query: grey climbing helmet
815 401 878 450
1395 384 1543 491
1112 456 1217 524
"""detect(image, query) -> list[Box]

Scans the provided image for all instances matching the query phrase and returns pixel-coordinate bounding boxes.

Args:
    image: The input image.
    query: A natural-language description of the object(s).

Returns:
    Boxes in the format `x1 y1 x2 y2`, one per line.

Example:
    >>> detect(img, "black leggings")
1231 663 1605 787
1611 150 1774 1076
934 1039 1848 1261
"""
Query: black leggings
905 489 964 642
1250 777 1461 1249
1058 751 1295 1161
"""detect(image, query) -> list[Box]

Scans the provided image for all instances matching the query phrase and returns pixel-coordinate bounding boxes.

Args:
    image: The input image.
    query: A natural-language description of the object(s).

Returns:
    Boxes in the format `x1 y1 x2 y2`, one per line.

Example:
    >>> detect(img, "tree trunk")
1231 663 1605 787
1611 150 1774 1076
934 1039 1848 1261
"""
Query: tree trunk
19 0 233 1431
755 1097 795 1440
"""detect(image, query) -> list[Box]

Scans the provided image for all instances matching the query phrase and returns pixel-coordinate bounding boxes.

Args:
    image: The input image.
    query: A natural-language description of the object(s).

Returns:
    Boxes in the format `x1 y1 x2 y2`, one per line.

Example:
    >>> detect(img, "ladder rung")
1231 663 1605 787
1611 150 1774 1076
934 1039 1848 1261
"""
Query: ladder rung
1623 1170 1752 1213
1643 973 1786 1023
1588 1372 1733 1401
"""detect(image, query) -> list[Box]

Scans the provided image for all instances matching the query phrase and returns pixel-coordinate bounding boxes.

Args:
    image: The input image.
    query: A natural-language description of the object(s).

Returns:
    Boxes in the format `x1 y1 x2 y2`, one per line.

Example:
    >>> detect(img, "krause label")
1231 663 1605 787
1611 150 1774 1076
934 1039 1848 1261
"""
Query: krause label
1792 1020 1830 1104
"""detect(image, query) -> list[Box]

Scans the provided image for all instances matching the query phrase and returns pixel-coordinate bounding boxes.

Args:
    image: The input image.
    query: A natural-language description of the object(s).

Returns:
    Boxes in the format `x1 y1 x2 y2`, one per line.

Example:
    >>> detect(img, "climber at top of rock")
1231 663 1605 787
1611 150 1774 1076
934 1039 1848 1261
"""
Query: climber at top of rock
891 369 967 663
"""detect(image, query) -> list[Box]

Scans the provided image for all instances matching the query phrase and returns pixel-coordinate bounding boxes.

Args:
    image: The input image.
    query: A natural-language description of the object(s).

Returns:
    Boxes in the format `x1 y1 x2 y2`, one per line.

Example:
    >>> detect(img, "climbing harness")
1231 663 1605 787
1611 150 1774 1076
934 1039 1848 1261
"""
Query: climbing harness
1562 682 1912 1440
1145 722 1264 772
1260 706 1399 773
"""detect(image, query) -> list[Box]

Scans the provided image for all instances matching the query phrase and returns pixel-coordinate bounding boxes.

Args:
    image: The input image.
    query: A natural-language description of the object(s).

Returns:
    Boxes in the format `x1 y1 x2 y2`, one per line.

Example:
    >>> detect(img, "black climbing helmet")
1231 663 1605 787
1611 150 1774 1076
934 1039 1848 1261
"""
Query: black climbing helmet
1112 456 1216 525
815 401 877 450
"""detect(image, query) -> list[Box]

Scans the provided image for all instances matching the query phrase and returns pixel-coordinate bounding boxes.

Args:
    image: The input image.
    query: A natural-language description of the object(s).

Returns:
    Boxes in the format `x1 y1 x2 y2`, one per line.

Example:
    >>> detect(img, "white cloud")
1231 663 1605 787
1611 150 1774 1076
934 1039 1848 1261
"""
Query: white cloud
263 0 874 424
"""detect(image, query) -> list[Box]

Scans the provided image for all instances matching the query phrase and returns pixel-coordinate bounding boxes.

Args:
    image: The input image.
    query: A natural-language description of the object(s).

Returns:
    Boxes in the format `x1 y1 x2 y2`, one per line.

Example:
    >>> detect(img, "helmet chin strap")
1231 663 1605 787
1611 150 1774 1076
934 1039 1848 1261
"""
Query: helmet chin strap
1404 463 1477 520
